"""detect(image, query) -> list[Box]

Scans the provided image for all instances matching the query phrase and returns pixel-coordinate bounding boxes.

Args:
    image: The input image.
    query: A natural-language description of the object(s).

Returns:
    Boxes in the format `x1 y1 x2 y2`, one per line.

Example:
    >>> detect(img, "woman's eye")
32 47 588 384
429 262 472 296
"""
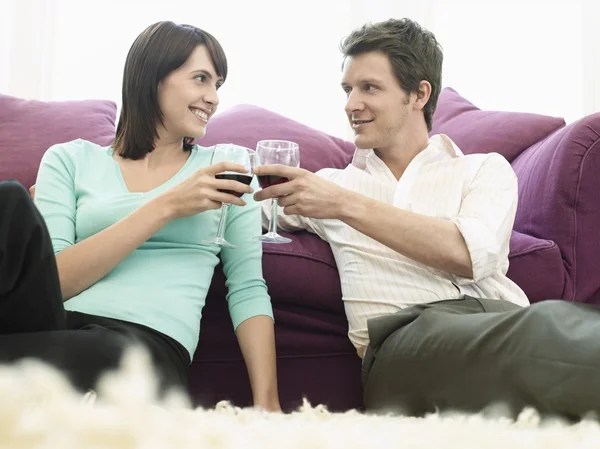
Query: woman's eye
195 75 205 82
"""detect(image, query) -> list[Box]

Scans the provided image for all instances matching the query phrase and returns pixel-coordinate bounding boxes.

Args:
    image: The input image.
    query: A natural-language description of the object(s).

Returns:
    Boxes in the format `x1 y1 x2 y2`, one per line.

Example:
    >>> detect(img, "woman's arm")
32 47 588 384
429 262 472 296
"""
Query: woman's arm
220 176 280 411
54 199 173 300
236 316 280 411
35 143 253 300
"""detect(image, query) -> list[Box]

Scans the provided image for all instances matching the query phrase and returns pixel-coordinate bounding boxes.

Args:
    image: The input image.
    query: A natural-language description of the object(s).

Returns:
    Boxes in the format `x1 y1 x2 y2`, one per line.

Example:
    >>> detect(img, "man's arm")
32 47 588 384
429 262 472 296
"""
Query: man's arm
254 155 517 280
337 191 473 277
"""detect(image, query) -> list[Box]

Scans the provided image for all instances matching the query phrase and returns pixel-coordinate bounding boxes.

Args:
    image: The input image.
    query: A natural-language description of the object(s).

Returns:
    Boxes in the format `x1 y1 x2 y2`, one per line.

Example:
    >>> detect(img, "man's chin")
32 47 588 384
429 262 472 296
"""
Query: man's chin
353 134 372 150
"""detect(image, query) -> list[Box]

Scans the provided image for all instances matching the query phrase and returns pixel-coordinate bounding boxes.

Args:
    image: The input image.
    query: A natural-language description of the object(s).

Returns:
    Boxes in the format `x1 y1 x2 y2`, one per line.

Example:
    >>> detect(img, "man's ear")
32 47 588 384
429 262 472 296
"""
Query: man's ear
413 80 432 111
29 184 35 200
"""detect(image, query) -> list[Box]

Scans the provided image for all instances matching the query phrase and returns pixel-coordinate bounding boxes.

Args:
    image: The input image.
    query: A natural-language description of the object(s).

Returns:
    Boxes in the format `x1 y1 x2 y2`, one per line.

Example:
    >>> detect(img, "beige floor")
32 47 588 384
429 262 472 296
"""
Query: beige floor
1 349 598 449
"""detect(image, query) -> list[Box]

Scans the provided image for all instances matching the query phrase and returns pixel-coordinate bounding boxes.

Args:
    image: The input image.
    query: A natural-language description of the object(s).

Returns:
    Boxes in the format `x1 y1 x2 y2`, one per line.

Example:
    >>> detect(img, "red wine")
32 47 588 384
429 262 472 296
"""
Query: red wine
216 173 253 197
258 175 289 189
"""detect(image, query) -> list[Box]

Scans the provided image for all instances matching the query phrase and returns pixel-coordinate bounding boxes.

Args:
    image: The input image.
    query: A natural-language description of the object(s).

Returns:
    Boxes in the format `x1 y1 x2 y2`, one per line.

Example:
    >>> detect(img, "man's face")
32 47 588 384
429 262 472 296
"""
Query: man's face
341 51 413 151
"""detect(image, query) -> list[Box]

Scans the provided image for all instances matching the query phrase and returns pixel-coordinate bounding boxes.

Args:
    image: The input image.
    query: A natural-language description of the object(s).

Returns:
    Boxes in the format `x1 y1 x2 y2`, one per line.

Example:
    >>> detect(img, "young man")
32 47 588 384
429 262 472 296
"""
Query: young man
254 18 600 418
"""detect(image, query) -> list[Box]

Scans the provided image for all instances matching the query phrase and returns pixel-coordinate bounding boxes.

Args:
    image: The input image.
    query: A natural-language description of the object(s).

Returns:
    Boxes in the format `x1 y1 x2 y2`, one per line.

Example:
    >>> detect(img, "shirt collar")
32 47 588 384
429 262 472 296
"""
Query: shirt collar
350 134 463 178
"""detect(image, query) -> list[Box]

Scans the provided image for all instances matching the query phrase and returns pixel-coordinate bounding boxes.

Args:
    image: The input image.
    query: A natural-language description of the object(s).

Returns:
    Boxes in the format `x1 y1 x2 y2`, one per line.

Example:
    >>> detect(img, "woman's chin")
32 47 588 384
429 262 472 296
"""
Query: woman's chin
186 126 207 140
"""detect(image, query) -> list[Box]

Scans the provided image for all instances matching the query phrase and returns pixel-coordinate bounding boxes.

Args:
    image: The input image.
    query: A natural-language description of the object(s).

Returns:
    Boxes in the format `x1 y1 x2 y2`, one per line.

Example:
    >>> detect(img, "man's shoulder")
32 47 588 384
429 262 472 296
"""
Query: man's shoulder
460 152 514 175
429 134 512 171
315 167 346 181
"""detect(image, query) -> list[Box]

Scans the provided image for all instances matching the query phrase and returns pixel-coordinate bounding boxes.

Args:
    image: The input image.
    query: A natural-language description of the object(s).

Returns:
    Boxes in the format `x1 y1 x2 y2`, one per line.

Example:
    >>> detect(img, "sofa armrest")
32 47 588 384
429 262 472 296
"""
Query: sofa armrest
511 112 600 303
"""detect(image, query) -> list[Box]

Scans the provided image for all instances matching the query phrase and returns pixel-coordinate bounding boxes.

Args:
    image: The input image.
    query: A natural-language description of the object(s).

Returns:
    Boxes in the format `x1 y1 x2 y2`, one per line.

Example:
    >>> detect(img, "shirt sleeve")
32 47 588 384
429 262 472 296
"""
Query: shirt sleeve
450 153 518 285
33 142 78 255
220 176 274 330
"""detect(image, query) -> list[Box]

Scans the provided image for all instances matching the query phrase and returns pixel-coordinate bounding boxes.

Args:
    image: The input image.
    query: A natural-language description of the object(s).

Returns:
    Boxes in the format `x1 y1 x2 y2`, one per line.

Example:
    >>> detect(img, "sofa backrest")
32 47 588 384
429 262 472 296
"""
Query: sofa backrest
197 104 356 172
511 112 600 302
430 87 565 162
0 94 117 188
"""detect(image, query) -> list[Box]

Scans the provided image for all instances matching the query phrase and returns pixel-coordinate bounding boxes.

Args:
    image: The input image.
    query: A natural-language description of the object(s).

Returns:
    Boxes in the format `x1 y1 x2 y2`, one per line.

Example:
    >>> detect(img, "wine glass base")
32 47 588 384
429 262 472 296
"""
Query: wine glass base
254 232 292 244
201 237 237 249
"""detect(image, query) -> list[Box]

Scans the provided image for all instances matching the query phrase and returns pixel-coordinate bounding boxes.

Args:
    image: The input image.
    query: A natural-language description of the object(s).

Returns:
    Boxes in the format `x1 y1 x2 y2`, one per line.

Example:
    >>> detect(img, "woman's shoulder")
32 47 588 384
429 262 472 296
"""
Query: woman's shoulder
45 138 110 157
43 139 112 166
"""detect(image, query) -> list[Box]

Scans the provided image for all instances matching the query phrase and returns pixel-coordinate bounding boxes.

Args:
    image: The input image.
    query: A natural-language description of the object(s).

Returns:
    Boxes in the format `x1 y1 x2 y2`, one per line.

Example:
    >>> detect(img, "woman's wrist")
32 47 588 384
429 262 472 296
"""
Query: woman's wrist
253 394 281 412
149 191 178 224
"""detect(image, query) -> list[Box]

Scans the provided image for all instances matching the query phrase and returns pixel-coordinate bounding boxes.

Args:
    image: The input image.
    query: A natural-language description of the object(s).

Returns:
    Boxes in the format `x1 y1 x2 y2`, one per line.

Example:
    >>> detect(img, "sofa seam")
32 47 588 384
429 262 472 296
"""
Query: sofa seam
193 352 358 364
263 249 337 269
571 133 600 301
508 240 559 258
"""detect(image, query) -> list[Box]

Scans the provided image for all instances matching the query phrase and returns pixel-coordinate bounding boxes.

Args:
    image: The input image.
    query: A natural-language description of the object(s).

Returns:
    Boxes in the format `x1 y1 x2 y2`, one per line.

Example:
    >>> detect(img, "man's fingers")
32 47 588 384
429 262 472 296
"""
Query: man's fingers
275 192 299 208
254 164 303 179
253 181 296 201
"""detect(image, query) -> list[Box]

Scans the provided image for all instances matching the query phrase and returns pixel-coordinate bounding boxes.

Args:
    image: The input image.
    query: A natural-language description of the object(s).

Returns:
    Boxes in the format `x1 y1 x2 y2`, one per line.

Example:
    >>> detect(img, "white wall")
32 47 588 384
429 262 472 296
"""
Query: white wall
1 0 598 140
432 0 584 123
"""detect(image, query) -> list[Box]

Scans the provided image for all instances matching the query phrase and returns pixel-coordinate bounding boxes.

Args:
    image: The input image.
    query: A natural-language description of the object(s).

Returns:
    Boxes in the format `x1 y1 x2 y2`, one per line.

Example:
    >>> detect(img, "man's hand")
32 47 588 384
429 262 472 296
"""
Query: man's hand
253 165 348 220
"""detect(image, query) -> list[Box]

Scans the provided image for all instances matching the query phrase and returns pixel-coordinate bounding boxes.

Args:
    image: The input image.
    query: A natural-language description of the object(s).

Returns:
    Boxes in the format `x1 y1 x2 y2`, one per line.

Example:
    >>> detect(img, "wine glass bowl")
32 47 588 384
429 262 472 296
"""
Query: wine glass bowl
201 144 255 249
254 140 300 244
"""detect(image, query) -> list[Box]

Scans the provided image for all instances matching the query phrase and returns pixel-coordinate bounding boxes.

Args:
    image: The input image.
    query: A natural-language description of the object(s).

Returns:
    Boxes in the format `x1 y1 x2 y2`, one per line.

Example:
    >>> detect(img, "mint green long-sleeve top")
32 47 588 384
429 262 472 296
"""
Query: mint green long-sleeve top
33 139 273 360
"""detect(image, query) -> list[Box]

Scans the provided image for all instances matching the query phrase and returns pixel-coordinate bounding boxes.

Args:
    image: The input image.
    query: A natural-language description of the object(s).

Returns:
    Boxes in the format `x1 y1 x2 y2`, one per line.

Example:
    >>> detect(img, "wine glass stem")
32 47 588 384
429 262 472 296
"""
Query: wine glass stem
269 198 280 234
216 204 231 239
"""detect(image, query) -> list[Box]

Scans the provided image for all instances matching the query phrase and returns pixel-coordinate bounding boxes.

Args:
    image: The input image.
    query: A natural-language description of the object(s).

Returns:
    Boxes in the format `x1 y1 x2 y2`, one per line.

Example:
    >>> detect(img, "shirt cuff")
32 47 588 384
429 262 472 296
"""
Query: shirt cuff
450 216 501 285
229 296 274 330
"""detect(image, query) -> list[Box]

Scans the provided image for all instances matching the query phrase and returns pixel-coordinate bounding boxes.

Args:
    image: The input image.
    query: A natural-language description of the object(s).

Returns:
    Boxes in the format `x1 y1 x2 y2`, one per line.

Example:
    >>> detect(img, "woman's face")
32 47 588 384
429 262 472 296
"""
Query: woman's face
157 45 223 141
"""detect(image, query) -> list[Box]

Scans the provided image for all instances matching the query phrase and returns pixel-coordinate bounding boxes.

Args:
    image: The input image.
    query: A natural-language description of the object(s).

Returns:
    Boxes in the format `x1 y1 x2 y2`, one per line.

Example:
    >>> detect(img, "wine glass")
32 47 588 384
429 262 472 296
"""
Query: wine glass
254 140 300 244
201 144 255 249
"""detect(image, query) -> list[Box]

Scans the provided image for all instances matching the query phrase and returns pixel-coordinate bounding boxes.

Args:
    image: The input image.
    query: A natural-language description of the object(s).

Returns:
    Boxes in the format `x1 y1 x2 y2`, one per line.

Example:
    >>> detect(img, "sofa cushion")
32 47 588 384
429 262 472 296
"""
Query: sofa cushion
0 94 117 188
506 231 565 303
203 230 349 357
511 112 600 303
430 88 565 162
199 104 353 354
197 104 356 172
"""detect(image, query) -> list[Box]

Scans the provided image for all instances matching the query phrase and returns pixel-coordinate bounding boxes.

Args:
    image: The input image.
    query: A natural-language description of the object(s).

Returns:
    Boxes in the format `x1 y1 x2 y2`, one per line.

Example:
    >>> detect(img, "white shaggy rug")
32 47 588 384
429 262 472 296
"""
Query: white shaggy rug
1 349 599 448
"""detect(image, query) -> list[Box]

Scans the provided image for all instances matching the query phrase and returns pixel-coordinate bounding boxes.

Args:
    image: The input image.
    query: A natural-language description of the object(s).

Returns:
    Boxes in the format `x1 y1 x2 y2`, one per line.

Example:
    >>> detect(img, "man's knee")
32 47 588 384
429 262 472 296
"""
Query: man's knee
526 299 574 320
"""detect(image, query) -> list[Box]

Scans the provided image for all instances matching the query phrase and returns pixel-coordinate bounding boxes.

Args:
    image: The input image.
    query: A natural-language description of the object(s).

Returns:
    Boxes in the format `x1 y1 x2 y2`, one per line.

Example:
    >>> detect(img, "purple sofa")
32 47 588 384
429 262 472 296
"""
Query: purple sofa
1 88 599 412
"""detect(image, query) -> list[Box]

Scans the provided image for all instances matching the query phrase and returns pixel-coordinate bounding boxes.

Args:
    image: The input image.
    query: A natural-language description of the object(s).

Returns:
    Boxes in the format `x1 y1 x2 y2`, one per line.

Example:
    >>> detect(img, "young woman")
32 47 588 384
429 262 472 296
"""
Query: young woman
0 21 280 411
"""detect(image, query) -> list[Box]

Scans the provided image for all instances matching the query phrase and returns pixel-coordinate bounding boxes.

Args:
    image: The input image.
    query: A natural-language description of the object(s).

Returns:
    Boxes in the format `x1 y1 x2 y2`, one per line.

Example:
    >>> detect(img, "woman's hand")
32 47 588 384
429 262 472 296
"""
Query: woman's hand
160 162 254 220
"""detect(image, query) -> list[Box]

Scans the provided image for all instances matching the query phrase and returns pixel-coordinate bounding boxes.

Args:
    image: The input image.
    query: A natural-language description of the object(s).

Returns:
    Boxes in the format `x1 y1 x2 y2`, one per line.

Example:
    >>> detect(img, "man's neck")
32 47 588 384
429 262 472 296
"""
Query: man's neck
374 127 430 180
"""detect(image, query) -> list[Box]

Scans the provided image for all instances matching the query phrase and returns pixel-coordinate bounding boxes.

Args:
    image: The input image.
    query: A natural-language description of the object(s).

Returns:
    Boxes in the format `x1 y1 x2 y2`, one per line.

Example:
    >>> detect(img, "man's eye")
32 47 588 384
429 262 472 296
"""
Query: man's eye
365 84 377 91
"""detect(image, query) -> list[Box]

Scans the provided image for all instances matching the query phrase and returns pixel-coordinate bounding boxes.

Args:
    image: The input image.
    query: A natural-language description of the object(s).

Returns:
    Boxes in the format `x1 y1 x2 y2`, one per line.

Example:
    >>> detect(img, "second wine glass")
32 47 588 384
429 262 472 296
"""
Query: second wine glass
201 143 255 249
255 140 300 244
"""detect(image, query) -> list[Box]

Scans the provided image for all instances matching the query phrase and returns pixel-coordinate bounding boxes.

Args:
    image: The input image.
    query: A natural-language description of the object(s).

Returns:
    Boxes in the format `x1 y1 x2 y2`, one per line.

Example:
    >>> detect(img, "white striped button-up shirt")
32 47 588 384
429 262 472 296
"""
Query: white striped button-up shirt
262 134 530 358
